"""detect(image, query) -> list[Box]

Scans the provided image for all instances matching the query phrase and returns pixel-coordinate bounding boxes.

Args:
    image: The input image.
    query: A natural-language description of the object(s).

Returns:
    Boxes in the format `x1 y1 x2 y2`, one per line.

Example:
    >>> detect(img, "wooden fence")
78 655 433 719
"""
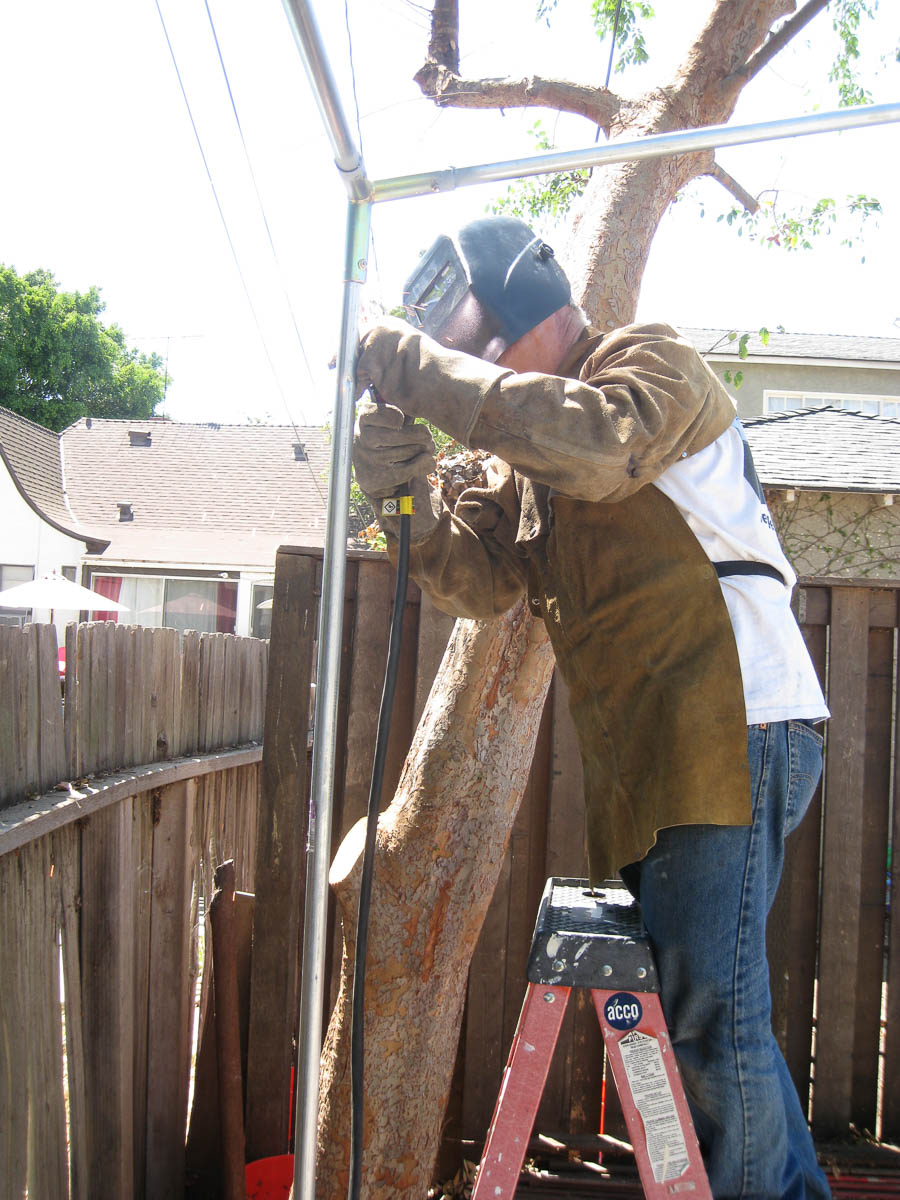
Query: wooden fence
247 547 900 1177
0 623 267 1200
3 561 898 1198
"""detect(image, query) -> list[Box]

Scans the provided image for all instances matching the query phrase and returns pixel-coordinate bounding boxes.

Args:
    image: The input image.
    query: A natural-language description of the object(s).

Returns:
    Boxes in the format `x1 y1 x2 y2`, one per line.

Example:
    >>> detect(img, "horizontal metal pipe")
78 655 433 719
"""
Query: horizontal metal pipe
281 0 372 202
372 101 900 203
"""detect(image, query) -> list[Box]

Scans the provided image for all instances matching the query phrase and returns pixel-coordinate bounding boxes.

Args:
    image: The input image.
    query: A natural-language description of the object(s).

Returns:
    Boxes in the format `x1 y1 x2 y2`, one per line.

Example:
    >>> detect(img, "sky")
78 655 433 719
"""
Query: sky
1 0 898 429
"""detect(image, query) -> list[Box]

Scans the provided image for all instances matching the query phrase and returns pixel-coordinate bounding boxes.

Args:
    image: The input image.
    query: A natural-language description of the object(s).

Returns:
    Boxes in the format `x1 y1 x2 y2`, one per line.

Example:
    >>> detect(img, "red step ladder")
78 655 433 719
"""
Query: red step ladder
471 878 712 1200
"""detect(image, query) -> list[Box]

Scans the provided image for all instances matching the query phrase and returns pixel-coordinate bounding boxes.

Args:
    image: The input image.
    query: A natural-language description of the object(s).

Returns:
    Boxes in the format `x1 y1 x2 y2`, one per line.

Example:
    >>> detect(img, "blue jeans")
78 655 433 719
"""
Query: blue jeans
621 720 831 1199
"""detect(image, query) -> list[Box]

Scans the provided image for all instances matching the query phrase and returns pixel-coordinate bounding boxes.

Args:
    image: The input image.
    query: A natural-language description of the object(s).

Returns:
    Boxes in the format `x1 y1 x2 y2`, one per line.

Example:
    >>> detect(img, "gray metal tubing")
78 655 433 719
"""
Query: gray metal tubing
292 197 372 1200
373 101 900 202
280 0 372 202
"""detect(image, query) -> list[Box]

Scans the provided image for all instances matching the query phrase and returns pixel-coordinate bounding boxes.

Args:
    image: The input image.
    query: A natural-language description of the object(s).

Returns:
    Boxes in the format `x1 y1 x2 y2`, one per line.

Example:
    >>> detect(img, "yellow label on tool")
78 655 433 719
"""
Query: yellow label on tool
381 496 415 517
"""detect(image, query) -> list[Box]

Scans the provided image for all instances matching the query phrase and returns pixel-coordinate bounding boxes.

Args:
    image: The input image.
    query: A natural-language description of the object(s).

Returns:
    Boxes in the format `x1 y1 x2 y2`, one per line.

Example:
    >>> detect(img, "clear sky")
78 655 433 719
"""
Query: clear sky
1 0 898 429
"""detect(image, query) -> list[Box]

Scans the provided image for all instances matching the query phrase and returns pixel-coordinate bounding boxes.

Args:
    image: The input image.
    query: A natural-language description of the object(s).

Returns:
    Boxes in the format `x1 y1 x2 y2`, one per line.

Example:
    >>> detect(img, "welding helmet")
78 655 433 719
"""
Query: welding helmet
402 217 571 362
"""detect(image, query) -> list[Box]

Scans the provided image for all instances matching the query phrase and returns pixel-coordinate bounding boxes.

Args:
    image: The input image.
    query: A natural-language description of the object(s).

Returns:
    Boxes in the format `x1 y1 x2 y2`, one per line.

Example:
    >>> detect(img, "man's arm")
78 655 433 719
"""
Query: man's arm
385 459 528 621
357 318 733 502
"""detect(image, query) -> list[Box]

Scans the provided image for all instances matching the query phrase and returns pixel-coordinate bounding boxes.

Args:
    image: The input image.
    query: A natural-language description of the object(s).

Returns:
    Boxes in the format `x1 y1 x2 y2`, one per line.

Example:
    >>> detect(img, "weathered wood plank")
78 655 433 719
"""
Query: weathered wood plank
245 549 317 1161
0 630 17 808
461 850 512 1140
0 747 262 857
813 587 869 1137
57 822 89 1200
883 618 900 1141
769 620 825 1105
79 799 136 1197
0 838 28 1195
178 629 201 758
37 623 65 793
850 624 893 1131
538 675 586 1131
131 792 153 1200
114 623 130 770
23 837 68 1198
223 635 242 746
23 627 41 801
145 780 196 1200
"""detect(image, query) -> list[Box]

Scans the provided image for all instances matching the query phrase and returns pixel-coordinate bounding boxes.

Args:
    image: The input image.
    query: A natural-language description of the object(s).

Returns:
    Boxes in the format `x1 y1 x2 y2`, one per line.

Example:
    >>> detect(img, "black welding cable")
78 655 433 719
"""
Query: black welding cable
347 505 411 1200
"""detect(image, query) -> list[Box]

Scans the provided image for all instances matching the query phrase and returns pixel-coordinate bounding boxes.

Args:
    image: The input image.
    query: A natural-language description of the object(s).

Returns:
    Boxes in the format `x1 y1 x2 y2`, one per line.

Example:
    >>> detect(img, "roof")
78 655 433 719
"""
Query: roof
744 407 900 494
61 418 332 539
0 408 336 568
682 327 900 366
0 407 107 550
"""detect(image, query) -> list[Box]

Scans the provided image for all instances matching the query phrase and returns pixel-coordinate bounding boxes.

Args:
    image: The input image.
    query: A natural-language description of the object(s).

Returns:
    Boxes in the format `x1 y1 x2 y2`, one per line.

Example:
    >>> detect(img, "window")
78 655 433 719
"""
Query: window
0 564 35 626
765 391 899 418
89 574 238 634
61 566 77 582
251 583 274 640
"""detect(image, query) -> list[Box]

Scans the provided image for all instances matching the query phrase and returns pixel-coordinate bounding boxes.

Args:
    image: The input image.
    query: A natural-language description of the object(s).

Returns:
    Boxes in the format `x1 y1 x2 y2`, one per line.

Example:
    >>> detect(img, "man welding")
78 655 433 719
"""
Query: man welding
352 215 830 1199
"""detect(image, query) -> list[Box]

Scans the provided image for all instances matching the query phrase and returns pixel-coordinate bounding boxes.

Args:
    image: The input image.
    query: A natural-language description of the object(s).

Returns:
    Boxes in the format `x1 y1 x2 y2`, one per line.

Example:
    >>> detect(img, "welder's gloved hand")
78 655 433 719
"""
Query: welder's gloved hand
356 316 507 447
353 398 440 544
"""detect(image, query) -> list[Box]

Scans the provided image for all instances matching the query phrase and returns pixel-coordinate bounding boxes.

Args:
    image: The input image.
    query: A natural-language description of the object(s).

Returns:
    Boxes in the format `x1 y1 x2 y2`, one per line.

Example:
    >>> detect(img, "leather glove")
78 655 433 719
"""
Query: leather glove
356 316 506 447
353 398 440 543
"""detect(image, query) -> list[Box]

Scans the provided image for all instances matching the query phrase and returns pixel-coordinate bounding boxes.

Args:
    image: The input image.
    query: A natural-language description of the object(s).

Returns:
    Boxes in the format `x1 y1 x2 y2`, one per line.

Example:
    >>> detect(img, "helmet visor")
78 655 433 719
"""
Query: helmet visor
403 235 508 361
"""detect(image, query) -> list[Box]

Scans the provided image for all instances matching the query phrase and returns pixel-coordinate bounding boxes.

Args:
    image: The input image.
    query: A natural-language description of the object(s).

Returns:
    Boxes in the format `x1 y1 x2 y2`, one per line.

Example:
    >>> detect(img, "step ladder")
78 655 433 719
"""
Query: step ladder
470 878 712 1200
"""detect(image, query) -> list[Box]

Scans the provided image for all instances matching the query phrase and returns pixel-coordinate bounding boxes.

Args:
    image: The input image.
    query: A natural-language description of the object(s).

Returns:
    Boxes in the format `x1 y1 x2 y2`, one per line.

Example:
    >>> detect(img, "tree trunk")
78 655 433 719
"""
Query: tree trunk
315 601 555 1198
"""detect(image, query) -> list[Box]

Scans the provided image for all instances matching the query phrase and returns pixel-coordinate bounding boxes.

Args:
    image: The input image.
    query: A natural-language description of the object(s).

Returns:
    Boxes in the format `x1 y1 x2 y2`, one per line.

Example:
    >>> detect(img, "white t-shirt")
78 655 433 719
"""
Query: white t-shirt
653 419 829 726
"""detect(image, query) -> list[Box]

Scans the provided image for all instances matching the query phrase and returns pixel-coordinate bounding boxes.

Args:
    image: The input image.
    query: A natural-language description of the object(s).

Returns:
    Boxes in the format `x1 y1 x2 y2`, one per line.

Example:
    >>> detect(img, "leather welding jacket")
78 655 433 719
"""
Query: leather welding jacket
359 319 752 882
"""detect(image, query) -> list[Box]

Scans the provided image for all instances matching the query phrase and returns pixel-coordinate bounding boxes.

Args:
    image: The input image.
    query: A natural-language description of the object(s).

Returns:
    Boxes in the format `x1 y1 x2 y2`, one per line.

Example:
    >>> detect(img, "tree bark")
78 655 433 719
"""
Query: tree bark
315 602 555 1198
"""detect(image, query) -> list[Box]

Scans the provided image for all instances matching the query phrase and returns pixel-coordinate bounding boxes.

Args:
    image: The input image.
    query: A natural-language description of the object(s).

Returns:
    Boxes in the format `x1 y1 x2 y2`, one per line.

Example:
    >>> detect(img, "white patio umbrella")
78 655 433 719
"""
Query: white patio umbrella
0 574 130 619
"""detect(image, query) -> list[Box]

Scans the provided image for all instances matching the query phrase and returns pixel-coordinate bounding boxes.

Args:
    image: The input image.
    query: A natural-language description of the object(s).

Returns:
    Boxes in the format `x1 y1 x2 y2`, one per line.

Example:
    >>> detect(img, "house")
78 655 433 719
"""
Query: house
0 407 337 639
743 407 900 580
682 328 900 419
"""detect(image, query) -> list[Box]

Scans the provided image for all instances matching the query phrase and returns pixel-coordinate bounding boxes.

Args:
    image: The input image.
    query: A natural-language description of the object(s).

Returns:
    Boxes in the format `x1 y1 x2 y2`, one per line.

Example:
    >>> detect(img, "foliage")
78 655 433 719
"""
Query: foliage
717 192 882 254
829 0 877 106
503 1 886 241
536 0 655 73
492 121 590 226
768 488 900 579
0 264 166 432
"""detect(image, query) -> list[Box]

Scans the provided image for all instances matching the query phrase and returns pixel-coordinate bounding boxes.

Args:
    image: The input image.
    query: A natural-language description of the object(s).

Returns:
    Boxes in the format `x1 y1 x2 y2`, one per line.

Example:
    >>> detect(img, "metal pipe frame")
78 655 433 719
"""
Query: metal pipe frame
373 101 900 203
285 5 900 1197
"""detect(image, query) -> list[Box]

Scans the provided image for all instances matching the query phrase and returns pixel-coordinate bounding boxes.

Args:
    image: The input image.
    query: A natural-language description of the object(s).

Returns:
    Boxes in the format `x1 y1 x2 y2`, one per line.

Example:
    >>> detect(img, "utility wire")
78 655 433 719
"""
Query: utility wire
203 0 319 415
153 0 304 429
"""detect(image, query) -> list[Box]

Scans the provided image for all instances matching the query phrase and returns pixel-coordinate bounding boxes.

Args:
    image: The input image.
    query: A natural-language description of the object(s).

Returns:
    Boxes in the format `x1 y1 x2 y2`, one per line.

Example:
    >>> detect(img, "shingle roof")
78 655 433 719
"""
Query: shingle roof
682 327 900 365
0 406 107 549
61 418 333 543
743 407 900 493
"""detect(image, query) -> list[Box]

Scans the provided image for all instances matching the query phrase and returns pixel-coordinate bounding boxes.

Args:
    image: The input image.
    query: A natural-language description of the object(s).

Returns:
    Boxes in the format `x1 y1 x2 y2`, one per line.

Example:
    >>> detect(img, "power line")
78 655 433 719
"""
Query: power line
203 0 319 410
153 0 307 427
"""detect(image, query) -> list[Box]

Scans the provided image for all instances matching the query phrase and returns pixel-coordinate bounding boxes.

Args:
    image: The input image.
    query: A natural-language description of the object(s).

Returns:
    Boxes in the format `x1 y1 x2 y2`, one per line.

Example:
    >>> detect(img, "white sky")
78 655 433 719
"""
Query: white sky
1 0 898 428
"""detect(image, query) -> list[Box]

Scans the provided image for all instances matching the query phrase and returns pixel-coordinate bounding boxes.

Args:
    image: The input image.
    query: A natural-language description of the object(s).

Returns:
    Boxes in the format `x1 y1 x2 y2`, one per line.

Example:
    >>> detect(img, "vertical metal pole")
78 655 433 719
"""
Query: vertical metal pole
293 197 372 1200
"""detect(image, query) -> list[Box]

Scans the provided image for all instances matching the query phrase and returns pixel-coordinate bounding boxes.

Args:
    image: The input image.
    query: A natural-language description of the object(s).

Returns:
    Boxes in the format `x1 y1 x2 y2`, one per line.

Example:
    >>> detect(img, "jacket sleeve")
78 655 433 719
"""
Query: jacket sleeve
384 459 527 621
357 318 733 502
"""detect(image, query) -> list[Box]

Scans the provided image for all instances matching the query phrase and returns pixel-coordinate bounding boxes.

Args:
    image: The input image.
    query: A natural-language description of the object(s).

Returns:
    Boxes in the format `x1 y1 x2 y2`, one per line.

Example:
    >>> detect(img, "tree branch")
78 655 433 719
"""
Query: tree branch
706 162 759 213
727 0 830 87
425 0 458 73
415 0 620 129
413 62 621 128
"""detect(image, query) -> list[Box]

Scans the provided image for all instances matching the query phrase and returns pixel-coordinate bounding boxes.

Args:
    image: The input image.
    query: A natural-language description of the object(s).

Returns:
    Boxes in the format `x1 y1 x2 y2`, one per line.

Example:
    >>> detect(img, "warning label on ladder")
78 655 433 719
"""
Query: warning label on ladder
618 1030 689 1182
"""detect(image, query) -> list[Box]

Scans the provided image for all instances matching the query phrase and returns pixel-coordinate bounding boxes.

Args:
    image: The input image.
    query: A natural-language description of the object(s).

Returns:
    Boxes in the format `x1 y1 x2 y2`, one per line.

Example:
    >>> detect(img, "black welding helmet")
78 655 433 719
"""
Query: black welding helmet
402 217 571 362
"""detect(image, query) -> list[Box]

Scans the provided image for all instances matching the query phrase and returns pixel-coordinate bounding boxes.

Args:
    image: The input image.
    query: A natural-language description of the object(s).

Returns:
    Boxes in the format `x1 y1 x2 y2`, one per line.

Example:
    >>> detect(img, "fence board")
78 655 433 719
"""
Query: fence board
80 799 137 1198
245 550 317 1162
57 823 89 1200
223 635 241 747
884 634 900 1141
0 631 16 808
23 837 69 1198
0 840 28 1196
23 628 40 800
814 587 870 1136
145 780 195 1200
179 629 201 757
37 623 65 792
852 623 893 1131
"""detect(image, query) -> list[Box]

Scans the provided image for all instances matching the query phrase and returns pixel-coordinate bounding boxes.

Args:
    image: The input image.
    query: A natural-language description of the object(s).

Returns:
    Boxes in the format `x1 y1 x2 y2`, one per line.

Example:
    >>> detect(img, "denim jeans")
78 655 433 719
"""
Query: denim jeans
621 720 831 1199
